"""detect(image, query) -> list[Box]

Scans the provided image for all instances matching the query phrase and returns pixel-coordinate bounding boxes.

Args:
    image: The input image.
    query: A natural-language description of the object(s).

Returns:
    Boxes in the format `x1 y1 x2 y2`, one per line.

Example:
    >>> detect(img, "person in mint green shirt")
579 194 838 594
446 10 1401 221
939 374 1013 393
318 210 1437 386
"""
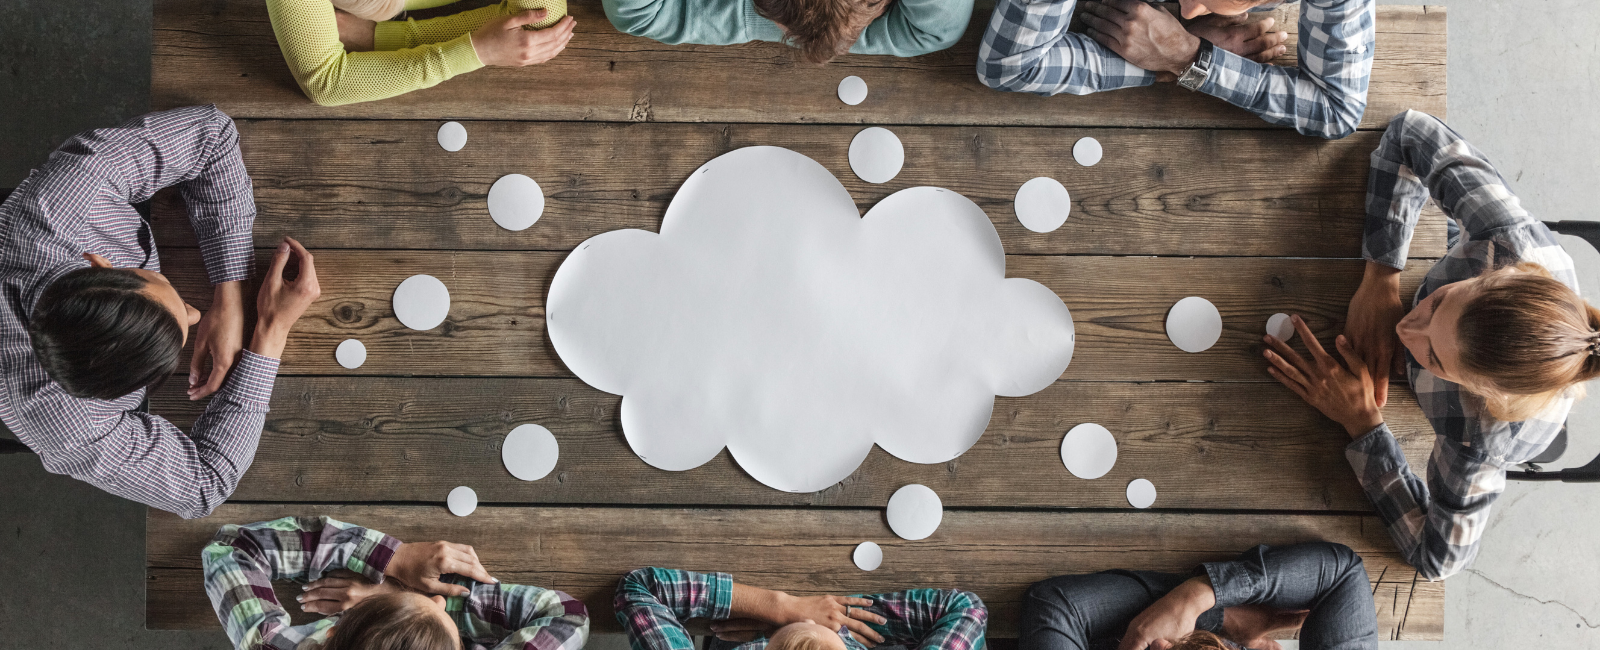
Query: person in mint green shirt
602 0 974 62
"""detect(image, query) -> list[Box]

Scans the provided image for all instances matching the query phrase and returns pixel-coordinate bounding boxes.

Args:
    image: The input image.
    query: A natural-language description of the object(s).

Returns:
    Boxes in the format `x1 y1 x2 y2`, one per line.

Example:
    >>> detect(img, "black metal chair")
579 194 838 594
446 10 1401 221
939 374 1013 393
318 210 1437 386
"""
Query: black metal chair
1507 220 1600 482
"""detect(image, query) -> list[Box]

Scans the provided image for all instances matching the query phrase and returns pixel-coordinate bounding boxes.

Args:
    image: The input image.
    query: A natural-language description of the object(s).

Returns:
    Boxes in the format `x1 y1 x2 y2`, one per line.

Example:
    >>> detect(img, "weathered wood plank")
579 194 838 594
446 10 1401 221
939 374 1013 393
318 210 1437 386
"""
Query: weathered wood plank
150 376 1432 509
151 121 1448 257
152 0 1445 128
145 505 1443 640
162 248 1434 382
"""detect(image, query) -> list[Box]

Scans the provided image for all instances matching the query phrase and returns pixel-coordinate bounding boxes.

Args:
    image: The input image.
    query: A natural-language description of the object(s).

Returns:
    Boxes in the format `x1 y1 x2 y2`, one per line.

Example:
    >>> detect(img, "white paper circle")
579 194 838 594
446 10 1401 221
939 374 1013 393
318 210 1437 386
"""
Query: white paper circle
848 127 904 184
393 275 451 331
1015 177 1072 233
502 423 559 481
334 339 366 369
1266 313 1295 342
838 76 868 106
437 121 467 152
853 541 883 571
1166 296 1223 353
1126 478 1157 509
1073 137 1103 167
447 486 478 517
487 173 545 232
886 484 943 541
1060 423 1117 480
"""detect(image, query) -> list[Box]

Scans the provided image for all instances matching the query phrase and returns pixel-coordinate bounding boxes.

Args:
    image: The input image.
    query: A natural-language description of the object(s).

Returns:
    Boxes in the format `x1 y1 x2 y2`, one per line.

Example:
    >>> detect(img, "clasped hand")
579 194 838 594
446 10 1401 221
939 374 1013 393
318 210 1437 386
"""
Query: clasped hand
1079 0 1287 79
296 540 497 615
710 594 888 647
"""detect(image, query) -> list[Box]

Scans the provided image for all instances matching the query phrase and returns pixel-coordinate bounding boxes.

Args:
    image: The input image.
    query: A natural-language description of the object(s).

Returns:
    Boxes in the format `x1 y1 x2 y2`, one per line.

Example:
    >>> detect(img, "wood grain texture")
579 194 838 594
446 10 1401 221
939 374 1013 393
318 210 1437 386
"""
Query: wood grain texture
152 0 1445 127
149 120 1448 257
160 247 1434 381
145 505 1443 640
150 376 1433 509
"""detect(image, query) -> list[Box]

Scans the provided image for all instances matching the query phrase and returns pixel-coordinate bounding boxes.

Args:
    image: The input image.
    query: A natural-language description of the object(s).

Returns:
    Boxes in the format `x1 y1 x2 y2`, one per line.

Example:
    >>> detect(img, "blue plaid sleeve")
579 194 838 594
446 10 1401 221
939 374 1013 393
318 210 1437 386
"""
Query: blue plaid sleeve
859 589 988 650
614 567 734 650
1198 0 1374 139
976 0 1155 95
449 579 590 650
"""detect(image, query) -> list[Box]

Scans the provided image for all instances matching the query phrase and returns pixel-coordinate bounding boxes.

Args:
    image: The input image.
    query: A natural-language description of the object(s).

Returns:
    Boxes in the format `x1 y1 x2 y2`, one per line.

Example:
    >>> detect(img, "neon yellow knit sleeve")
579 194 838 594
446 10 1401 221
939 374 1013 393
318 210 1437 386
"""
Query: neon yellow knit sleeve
374 0 569 50
265 0 484 106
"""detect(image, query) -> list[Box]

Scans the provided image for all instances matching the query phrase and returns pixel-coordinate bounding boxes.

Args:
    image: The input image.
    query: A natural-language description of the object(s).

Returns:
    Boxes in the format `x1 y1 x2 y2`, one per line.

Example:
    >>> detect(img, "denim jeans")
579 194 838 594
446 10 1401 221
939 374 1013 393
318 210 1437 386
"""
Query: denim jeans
1018 542 1378 650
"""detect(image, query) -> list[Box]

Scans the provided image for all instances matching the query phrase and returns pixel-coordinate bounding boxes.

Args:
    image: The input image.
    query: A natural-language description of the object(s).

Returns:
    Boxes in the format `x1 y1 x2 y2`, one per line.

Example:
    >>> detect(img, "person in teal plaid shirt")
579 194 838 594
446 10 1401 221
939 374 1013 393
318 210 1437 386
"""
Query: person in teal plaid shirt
615 567 987 650
202 516 590 650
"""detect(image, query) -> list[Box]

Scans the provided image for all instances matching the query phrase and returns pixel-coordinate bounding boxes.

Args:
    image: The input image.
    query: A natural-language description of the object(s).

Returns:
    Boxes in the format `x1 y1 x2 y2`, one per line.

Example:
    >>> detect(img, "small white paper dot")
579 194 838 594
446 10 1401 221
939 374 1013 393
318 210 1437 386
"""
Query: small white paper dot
334 339 366 369
1166 296 1223 353
1073 137 1103 167
1126 478 1157 509
848 127 905 184
1015 177 1072 233
447 486 478 517
488 174 545 232
886 484 942 541
393 274 451 331
853 541 883 571
1266 313 1295 342
437 122 467 152
1061 423 1117 480
838 76 868 106
502 423 560 481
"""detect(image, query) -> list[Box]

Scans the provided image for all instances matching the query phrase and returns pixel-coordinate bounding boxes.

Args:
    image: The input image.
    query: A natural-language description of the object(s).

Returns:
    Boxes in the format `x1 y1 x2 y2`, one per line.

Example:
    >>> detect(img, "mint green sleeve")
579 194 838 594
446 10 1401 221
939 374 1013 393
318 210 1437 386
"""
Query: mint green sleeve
601 0 783 45
850 0 974 56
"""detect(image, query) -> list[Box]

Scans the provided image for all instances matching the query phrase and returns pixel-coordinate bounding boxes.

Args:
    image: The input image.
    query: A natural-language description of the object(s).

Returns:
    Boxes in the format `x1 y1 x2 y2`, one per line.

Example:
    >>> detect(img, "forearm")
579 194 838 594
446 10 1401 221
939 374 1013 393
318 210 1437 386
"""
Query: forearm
614 568 730 650
494 585 592 650
851 0 973 56
374 3 500 49
1195 49 1368 139
730 582 793 624
884 589 988 650
267 0 482 106
977 0 1155 95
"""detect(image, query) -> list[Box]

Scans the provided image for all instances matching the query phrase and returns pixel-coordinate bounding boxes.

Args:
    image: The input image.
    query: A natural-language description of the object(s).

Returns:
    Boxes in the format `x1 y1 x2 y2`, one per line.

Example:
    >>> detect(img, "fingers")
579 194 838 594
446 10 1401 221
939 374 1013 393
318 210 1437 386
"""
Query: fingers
847 606 887 626
265 238 293 285
1263 347 1310 390
188 336 211 398
1291 315 1331 362
841 597 875 608
284 237 318 290
1097 0 1142 15
1334 336 1370 380
444 542 498 585
1081 7 1126 34
191 347 232 399
1085 24 1123 51
841 617 885 645
1263 332 1313 376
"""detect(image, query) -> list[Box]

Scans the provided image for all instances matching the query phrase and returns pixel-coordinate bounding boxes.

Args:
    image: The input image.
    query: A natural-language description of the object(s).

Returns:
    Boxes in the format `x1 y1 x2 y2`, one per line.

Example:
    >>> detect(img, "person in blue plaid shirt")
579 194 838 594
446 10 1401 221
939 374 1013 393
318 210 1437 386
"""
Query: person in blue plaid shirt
1261 110 1600 580
976 0 1374 139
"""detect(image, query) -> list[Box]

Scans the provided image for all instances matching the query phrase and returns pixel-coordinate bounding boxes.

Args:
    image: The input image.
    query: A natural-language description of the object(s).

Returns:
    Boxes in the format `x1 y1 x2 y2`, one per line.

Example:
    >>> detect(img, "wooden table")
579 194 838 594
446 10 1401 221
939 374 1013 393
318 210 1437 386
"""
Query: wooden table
145 0 1450 641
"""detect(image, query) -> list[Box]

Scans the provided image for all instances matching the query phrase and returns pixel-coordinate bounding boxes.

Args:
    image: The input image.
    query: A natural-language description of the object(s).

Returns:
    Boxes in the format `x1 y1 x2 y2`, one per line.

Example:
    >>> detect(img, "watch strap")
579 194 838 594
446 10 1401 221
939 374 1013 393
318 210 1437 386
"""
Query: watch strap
1177 38 1215 92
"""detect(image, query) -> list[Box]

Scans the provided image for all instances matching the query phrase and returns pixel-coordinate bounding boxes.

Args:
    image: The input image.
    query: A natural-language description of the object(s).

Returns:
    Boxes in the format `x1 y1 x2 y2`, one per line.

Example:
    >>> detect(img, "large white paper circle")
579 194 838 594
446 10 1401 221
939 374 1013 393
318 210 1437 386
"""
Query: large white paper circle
335 339 366 369
848 127 904 184
853 541 883 571
1060 423 1117 480
886 484 943 540
1014 177 1072 233
447 486 478 517
1266 313 1295 342
838 76 868 106
1126 478 1157 509
502 423 559 481
393 275 451 331
1073 137 1103 167
437 121 467 152
1166 296 1222 353
488 173 545 232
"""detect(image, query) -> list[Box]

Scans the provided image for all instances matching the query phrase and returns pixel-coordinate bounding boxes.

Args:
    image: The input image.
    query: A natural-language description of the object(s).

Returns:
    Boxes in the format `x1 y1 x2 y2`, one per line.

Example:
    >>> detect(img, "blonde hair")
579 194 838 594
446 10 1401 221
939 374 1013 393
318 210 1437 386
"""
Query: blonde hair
1455 262 1600 420
332 0 406 21
1169 631 1230 650
769 625 835 650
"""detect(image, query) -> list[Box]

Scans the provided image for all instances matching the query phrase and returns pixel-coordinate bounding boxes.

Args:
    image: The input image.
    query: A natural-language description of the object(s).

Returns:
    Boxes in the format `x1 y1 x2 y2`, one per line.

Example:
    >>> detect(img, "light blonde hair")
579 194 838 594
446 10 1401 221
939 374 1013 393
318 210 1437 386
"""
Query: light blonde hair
769 625 835 650
1454 262 1600 420
332 0 406 21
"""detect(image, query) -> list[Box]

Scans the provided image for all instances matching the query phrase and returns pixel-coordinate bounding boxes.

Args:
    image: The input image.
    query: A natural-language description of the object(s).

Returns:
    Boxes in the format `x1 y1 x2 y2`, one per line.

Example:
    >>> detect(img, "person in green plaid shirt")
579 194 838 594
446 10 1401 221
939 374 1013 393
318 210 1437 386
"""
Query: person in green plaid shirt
202 516 590 650
615 567 987 650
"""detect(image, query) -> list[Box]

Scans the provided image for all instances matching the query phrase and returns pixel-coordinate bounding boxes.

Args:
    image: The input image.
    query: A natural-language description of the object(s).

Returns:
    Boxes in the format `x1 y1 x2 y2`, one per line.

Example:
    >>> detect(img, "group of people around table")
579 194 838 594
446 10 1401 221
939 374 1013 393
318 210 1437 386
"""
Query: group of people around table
3 0 1600 648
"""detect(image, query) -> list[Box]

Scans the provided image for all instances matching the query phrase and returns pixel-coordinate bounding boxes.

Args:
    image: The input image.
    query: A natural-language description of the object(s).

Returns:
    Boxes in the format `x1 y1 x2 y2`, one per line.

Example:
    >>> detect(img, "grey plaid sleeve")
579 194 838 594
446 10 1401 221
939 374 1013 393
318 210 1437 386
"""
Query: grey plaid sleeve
976 0 1155 95
1197 0 1373 139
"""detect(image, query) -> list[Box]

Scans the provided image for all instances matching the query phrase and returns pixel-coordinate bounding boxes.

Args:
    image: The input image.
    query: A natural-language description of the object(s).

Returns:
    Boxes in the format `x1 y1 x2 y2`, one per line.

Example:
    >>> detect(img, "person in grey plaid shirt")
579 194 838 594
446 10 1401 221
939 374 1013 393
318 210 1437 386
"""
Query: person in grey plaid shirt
976 0 1374 139
1261 110 1600 580
0 105 321 518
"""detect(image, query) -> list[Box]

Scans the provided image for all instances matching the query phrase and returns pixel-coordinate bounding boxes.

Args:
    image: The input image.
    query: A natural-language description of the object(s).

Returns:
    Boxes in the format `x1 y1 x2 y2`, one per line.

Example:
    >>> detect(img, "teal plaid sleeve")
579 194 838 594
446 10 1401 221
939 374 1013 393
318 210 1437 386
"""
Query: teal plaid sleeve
201 516 401 650
856 589 988 650
446 577 591 650
614 567 735 650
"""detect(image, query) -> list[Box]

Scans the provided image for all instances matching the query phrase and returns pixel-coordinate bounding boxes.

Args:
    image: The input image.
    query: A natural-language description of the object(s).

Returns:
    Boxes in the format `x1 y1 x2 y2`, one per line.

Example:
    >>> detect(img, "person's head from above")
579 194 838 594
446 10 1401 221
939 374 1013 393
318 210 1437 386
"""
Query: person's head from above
1398 262 1600 420
767 621 848 650
1175 0 1281 19
754 0 893 64
331 0 406 22
323 591 462 650
28 254 201 401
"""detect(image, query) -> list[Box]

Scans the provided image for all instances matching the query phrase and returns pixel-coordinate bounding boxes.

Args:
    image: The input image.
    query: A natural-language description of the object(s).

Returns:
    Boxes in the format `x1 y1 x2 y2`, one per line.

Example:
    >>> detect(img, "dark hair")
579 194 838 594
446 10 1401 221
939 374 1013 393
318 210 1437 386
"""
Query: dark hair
28 267 183 400
323 592 459 650
752 0 886 63
1455 262 1600 420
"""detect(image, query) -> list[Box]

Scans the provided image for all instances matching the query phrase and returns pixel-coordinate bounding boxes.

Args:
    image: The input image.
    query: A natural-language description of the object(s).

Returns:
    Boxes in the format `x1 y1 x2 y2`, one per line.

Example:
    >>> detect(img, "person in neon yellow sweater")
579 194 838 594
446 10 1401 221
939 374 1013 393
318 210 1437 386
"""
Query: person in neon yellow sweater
268 0 576 106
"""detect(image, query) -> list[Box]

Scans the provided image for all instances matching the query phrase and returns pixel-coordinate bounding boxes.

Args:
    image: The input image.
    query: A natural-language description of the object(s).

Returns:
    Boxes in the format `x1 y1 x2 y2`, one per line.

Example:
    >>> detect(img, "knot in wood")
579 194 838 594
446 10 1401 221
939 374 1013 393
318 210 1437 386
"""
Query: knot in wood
332 301 365 324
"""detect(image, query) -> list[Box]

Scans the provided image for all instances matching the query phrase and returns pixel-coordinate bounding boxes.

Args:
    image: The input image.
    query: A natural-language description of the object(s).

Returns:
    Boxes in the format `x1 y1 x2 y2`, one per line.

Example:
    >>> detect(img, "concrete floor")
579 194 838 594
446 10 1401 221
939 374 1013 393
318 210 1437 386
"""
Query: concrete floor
1 0 1596 647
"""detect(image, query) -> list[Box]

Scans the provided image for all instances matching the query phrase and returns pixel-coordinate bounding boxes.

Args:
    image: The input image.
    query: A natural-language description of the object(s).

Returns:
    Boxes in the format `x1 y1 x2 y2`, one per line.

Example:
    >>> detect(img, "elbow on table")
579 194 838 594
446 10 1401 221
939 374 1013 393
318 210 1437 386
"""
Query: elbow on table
1306 96 1366 140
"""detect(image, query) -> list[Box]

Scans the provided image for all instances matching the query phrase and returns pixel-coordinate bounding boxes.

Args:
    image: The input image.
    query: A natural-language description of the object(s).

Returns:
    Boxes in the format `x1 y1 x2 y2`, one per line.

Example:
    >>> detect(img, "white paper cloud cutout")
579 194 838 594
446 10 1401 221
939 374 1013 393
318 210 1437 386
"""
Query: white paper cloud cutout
547 146 1075 493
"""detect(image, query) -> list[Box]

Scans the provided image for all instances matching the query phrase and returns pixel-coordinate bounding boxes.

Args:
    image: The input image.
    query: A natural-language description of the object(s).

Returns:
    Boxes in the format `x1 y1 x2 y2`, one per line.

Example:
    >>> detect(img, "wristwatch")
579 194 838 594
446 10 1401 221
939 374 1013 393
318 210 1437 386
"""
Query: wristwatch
1177 38 1215 92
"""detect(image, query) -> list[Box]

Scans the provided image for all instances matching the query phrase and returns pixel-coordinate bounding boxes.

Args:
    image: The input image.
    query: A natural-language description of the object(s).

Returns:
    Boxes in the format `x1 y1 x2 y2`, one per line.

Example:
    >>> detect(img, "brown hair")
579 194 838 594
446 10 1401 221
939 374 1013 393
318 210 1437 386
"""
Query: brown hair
322 593 459 650
331 0 406 21
752 0 888 63
1169 631 1230 650
1455 262 1600 420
